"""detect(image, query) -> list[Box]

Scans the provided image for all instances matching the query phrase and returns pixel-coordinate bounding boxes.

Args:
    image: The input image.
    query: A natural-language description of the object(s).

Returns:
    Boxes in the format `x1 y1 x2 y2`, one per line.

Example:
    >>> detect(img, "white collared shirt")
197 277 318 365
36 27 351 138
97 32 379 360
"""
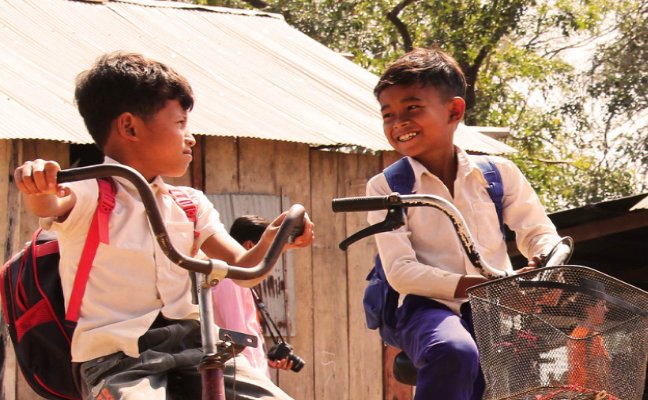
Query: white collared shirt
367 148 559 314
42 157 226 362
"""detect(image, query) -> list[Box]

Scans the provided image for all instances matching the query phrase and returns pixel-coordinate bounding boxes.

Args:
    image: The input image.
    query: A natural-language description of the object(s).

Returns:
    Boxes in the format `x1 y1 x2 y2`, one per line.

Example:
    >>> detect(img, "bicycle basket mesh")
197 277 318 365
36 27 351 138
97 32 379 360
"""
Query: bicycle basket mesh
467 266 648 400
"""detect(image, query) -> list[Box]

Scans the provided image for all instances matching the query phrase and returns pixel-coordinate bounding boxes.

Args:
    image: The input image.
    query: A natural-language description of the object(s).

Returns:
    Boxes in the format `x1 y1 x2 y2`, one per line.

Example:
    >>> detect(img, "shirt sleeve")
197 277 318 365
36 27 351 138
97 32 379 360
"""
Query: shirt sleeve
184 188 227 248
40 179 98 234
496 158 560 259
366 173 462 301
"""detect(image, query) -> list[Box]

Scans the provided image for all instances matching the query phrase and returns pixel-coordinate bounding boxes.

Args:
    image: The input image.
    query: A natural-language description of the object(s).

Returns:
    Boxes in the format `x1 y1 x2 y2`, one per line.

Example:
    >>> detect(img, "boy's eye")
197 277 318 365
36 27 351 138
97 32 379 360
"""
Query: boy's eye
382 112 393 120
407 105 421 110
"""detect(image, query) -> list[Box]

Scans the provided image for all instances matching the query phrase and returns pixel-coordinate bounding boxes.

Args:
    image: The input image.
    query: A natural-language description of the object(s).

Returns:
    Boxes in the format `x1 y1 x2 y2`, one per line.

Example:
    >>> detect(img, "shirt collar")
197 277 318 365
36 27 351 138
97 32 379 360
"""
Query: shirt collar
405 146 488 191
457 148 490 186
102 156 167 195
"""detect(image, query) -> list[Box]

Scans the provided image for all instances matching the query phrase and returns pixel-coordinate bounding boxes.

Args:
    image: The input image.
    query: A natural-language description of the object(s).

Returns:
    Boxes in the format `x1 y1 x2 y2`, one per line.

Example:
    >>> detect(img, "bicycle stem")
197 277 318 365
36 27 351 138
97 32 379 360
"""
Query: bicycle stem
57 164 305 285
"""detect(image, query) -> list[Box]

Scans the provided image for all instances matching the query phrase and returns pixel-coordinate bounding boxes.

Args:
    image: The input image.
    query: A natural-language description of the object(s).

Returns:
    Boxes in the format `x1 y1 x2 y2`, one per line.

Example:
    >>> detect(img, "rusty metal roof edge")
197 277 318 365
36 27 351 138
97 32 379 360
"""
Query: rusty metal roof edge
550 192 648 225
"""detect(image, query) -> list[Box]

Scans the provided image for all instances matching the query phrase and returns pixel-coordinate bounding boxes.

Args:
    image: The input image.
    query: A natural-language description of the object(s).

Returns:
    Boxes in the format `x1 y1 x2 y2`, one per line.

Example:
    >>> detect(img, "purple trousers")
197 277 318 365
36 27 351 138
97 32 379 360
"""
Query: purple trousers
396 296 485 400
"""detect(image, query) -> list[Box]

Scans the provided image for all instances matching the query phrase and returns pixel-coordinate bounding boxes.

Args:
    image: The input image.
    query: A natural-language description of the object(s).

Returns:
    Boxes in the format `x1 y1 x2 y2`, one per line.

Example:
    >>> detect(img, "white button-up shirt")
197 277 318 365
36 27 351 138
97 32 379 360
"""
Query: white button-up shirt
42 158 226 362
367 148 559 314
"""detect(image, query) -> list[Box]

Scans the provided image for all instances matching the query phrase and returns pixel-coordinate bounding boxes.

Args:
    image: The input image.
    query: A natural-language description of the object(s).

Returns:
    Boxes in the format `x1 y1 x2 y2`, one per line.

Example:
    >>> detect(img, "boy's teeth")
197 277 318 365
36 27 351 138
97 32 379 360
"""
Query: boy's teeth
398 132 418 142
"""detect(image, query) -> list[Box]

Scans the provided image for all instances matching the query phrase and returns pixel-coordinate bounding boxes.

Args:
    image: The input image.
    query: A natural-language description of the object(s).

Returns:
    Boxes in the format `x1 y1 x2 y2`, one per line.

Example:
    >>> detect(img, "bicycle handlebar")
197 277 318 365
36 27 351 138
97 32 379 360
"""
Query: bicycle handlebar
332 194 402 212
332 193 573 280
58 164 305 284
333 193 510 279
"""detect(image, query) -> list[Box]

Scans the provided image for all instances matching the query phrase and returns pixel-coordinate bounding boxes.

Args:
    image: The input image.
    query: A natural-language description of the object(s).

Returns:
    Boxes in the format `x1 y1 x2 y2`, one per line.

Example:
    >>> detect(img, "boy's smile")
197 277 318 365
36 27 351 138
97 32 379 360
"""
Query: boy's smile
397 131 419 142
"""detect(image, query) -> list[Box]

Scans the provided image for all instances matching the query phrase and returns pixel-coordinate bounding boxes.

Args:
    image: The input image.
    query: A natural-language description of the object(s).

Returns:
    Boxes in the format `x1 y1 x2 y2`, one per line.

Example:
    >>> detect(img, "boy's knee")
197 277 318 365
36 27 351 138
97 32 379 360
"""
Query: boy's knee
419 339 479 375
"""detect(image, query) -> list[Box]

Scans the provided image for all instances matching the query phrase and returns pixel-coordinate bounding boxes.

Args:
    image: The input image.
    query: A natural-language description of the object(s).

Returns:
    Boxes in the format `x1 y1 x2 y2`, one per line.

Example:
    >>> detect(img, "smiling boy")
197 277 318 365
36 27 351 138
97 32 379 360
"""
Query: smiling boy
367 47 560 399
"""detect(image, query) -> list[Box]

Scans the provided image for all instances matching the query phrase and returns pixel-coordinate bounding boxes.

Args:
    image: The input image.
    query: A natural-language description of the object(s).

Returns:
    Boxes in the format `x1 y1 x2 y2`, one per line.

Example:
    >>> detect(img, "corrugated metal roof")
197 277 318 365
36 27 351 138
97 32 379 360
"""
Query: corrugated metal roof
455 124 515 154
0 0 516 154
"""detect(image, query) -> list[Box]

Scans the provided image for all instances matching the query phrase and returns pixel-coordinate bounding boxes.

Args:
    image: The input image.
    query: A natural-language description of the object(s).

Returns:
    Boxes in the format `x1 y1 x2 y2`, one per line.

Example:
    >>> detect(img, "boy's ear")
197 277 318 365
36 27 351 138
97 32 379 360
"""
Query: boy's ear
448 97 466 122
115 112 139 141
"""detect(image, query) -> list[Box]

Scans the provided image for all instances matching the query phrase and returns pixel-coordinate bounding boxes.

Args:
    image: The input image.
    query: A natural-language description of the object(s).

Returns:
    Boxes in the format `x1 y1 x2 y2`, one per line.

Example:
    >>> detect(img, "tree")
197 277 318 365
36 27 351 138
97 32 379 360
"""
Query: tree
587 0 648 185
197 0 645 210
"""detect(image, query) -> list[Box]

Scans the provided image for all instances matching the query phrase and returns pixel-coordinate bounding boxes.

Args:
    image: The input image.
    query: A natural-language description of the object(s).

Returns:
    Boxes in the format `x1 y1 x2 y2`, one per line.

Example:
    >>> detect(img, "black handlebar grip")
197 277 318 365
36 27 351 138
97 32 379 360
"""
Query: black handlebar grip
332 195 398 212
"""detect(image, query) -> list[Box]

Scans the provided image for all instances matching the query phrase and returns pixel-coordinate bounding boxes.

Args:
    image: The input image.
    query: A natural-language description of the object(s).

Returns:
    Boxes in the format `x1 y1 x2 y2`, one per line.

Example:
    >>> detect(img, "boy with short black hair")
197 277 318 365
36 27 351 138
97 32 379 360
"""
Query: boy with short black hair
367 47 560 399
14 51 312 400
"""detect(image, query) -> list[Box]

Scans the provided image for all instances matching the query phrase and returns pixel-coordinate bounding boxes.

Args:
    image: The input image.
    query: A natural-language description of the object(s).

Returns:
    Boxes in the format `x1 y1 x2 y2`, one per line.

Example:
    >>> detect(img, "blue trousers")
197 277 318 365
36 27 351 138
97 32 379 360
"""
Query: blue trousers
396 296 485 400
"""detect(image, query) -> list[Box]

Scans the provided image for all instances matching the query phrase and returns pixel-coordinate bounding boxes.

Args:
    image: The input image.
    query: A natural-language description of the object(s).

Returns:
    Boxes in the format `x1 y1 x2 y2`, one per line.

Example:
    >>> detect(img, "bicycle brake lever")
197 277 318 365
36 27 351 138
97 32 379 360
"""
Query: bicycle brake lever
338 206 405 251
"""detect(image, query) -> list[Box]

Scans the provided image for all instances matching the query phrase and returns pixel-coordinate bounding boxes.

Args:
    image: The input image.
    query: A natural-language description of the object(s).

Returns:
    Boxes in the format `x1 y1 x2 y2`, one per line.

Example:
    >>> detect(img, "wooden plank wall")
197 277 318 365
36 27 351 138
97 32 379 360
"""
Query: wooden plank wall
203 137 388 399
1 137 398 400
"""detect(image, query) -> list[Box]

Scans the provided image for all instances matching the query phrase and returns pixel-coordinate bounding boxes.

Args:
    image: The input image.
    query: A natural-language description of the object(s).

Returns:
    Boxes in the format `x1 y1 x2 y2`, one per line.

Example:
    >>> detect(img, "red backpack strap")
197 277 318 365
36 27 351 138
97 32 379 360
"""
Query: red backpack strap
65 178 116 322
166 185 199 255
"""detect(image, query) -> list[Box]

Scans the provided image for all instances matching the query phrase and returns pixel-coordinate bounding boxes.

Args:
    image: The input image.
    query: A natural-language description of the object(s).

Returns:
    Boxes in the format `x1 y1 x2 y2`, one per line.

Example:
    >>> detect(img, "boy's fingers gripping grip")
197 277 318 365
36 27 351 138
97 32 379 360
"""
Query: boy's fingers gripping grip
332 194 399 212
287 223 305 243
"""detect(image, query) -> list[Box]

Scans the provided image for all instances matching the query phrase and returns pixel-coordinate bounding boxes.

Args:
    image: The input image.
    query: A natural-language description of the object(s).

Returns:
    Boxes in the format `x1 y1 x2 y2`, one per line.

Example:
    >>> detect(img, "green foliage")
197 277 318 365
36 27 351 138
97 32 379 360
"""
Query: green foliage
587 0 648 182
197 0 645 210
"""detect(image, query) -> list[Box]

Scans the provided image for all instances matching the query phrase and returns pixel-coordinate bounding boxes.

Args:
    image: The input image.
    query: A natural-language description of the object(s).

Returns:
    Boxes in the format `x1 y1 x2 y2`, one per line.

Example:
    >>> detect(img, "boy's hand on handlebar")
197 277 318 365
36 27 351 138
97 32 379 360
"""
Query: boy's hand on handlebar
517 254 548 273
527 254 546 269
14 159 70 197
514 255 546 275
515 254 547 274
264 211 314 250
14 159 75 218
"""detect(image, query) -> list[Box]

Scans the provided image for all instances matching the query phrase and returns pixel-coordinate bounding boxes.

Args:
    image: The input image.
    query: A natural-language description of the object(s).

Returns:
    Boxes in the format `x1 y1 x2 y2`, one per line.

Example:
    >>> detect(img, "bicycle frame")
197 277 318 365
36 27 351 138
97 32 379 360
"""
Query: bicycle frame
58 164 306 400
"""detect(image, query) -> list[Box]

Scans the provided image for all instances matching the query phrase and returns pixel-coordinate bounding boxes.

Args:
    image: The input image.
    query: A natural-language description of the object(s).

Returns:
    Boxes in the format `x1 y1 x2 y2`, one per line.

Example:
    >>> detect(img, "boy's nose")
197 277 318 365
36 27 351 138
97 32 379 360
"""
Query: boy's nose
185 133 196 147
394 119 410 130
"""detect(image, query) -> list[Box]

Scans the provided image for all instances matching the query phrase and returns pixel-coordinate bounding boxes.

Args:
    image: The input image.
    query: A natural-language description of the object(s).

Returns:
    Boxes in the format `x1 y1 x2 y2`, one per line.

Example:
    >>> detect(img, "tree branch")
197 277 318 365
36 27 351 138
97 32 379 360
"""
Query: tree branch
386 0 417 52
240 0 268 8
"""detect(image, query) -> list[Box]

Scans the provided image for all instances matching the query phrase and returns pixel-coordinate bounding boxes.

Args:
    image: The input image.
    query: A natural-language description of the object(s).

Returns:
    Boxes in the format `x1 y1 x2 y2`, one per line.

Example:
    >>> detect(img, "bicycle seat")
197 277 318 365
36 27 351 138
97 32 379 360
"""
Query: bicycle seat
393 351 417 386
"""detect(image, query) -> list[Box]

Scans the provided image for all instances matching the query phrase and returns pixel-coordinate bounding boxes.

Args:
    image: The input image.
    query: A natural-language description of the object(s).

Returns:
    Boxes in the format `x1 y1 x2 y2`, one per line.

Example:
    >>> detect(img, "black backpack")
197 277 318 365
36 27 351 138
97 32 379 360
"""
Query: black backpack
0 178 116 400
363 156 505 348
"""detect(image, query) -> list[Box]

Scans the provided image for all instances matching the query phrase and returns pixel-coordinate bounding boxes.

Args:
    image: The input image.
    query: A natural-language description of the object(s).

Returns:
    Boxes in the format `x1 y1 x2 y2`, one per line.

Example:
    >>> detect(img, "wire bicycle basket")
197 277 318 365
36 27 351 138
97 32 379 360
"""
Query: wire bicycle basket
468 265 648 400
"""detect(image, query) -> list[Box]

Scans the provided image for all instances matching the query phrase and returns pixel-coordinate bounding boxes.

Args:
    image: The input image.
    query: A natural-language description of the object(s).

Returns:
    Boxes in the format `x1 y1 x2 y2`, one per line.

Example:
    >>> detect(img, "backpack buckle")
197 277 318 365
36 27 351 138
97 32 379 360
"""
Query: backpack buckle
97 179 116 214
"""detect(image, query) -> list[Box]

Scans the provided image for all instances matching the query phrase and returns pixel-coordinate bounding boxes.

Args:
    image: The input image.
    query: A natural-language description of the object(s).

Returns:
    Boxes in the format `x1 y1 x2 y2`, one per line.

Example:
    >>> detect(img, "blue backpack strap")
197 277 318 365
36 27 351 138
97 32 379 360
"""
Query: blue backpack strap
360 157 416 348
384 157 415 196
472 156 505 238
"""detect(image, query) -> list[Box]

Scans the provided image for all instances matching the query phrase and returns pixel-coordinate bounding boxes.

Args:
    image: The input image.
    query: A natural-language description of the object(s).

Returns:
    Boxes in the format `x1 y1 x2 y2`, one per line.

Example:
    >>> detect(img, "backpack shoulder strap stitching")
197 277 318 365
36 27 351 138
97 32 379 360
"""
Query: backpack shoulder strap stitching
166 185 200 255
65 178 116 323
166 186 198 233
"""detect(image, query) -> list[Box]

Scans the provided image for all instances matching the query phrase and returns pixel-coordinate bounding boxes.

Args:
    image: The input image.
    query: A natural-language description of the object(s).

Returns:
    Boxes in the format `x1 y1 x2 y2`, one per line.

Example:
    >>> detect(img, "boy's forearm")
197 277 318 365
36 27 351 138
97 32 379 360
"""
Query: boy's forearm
23 193 73 218
231 241 272 288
